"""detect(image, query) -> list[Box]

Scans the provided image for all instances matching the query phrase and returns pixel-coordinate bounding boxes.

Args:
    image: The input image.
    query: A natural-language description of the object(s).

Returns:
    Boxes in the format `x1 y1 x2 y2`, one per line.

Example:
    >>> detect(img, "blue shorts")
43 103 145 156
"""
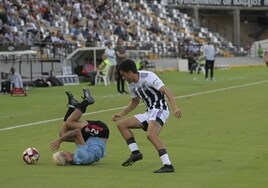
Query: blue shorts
73 137 106 165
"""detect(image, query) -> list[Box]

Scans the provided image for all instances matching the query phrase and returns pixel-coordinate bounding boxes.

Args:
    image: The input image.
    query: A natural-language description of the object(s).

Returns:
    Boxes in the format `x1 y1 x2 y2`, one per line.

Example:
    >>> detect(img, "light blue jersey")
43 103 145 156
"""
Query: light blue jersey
73 137 106 165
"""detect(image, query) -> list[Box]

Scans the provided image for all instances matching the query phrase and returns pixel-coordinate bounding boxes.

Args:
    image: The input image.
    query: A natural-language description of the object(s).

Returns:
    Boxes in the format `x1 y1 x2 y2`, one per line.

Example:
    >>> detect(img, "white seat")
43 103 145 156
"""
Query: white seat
95 66 111 86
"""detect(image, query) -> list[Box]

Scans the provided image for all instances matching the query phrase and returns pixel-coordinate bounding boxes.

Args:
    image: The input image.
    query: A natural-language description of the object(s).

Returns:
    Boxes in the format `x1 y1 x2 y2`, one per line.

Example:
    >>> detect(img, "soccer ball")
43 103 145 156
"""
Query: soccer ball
22 147 40 165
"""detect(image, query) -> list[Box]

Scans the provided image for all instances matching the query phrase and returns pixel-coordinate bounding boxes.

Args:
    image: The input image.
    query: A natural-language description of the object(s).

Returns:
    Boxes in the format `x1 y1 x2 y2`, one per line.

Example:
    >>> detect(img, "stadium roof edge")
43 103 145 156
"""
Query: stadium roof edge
168 5 268 11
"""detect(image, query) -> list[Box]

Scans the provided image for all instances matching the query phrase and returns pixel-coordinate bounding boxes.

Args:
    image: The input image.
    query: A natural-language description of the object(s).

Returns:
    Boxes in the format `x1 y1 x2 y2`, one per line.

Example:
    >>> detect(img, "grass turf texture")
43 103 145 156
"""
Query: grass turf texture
0 66 267 188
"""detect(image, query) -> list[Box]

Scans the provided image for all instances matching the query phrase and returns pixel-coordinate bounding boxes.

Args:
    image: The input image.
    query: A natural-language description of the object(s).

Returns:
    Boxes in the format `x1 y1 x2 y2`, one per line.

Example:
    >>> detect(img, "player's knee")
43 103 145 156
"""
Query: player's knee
146 131 154 141
117 122 123 131
65 119 74 129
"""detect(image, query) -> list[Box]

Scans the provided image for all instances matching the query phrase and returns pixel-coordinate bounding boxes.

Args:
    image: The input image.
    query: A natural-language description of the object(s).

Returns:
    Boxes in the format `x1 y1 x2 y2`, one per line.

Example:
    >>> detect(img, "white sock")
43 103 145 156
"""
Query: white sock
128 143 139 152
160 154 171 165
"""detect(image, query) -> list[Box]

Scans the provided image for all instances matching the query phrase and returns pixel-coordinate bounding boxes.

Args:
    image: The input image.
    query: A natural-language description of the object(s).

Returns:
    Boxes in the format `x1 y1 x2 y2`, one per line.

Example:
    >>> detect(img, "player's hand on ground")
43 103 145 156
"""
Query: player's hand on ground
50 140 61 151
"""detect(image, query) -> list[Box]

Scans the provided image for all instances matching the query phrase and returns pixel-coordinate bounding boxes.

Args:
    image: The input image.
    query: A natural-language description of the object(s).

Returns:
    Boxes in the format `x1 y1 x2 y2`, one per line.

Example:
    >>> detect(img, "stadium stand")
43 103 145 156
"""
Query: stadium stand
0 0 266 84
0 0 243 57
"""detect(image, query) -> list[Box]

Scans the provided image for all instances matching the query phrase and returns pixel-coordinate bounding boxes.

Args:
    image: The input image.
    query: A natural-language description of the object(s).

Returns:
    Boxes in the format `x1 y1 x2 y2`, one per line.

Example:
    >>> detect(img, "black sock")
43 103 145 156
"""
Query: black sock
77 100 89 113
132 150 140 154
63 107 75 121
157 148 167 157
126 137 136 145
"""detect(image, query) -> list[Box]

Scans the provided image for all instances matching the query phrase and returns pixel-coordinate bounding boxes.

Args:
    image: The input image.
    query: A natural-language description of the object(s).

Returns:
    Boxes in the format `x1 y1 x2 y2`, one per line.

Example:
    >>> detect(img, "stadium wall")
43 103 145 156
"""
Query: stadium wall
168 1 268 49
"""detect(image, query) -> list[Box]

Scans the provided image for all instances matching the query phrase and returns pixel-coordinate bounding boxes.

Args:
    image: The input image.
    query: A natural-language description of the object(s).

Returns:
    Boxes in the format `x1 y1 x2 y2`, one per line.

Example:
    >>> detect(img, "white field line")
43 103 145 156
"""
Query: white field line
0 80 267 132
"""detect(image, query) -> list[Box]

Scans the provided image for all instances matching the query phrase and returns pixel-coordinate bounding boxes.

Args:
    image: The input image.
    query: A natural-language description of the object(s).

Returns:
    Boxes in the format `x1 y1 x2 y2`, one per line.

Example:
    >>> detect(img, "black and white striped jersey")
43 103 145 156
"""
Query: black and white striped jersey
129 70 169 111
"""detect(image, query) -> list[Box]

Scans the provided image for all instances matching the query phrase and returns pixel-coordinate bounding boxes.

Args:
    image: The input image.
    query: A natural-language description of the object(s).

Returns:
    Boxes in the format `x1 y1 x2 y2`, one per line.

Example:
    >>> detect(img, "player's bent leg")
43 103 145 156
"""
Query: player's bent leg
66 109 87 130
117 117 143 140
67 109 83 122
66 119 88 130
146 121 164 150
59 122 70 137
117 117 144 167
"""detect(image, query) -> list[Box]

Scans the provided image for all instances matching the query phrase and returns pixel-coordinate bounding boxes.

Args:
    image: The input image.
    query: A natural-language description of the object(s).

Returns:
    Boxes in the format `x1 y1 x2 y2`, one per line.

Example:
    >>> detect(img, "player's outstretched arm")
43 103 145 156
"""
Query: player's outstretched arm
160 86 182 118
50 129 85 151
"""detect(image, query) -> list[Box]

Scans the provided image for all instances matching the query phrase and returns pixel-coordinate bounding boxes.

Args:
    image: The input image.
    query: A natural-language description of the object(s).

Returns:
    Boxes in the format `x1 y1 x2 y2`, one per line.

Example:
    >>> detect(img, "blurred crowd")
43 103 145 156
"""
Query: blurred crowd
0 0 139 48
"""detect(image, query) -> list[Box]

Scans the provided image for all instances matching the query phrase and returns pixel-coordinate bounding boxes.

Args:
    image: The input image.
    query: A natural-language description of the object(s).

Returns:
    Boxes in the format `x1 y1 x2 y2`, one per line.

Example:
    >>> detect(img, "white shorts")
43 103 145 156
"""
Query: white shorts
134 109 170 130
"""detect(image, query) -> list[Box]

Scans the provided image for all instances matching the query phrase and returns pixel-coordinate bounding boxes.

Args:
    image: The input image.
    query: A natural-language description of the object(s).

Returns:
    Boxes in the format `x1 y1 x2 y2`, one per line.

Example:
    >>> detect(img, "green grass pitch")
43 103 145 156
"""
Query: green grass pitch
0 66 267 188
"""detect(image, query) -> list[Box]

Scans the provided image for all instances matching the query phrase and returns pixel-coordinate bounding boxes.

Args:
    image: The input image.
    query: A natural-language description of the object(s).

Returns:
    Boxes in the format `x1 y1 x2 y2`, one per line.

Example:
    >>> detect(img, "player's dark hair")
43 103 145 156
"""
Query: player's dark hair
119 59 138 73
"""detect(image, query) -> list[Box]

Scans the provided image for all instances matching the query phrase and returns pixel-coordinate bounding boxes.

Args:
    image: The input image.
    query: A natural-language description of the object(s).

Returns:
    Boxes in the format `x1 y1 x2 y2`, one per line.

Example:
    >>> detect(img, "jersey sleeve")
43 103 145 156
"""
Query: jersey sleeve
129 83 138 98
148 72 164 90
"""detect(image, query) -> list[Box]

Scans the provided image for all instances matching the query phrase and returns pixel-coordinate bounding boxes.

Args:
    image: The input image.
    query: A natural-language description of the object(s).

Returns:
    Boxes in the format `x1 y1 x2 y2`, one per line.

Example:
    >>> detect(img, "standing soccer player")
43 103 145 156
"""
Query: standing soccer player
112 59 182 173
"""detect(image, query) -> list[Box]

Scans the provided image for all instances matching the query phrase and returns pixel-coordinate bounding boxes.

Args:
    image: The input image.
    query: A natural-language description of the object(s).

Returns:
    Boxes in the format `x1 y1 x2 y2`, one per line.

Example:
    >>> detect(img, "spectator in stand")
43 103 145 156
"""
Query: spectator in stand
18 4 28 22
22 32 32 45
56 30 66 43
85 32 96 47
25 17 38 34
0 3 7 24
127 20 137 40
41 31 53 48
92 27 101 42
114 21 128 41
2 26 14 44
81 27 90 39
32 31 43 46
51 31 64 55
149 18 161 34
51 32 59 43
70 22 81 40
0 19 3 32
6 11 17 27
72 0 82 19
42 5 53 23
13 31 23 45
86 5 98 20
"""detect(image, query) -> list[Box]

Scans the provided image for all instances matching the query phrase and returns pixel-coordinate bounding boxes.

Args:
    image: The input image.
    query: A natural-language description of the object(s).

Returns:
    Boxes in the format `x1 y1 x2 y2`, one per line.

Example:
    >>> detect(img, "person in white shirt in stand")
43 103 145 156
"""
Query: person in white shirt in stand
203 39 216 81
